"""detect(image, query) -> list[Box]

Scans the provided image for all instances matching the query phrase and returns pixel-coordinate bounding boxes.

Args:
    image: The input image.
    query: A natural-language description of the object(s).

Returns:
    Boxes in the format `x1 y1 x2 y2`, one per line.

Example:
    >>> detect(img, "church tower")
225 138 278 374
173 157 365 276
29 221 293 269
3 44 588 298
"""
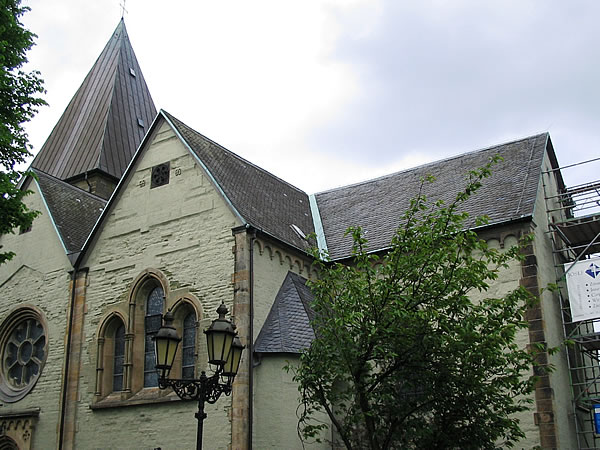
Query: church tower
31 19 156 199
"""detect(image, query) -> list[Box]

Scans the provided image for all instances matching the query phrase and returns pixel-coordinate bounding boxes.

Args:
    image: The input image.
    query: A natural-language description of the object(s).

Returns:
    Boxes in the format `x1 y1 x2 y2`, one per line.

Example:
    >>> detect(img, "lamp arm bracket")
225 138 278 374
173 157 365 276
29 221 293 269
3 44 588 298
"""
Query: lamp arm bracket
159 371 233 403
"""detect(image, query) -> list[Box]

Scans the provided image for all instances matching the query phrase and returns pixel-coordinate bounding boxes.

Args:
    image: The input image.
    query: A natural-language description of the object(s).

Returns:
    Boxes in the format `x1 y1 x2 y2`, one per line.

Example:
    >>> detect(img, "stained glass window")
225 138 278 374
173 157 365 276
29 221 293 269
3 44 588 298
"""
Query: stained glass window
182 312 196 379
144 286 163 387
113 324 125 392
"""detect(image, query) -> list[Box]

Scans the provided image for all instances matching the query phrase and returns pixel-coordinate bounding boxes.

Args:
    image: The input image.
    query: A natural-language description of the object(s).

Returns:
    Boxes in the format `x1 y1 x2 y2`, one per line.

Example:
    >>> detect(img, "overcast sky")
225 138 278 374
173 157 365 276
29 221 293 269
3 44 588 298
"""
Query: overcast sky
21 0 600 193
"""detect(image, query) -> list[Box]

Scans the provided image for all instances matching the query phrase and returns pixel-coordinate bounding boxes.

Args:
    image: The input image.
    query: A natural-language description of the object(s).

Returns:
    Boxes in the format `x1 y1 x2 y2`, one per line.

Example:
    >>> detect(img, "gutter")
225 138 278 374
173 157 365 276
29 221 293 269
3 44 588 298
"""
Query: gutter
328 215 535 263
248 224 255 450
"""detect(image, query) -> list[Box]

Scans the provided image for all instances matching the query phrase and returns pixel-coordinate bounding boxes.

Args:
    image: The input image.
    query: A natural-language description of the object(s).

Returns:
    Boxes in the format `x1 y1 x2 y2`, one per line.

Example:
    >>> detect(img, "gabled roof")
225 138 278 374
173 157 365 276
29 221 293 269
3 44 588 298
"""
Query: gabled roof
31 19 156 182
33 169 106 256
163 112 315 250
255 272 315 354
315 133 550 260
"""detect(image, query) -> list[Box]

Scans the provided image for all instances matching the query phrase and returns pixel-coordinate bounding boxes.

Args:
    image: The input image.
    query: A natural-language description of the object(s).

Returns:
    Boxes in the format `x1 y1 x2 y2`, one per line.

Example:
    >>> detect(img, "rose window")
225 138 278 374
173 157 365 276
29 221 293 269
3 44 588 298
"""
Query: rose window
0 308 48 402
4 319 45 388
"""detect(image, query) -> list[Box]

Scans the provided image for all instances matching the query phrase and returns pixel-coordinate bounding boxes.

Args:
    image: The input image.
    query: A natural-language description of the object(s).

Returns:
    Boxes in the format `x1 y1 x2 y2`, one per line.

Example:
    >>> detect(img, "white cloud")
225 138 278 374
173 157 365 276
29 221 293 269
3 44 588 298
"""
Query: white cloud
18 0 600 192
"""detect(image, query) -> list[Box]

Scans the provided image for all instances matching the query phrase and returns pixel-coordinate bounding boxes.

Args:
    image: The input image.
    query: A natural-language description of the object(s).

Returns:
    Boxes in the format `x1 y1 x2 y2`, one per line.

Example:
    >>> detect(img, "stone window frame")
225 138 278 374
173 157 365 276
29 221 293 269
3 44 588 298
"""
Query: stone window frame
93 269 204 406
94 311 127 398
168 299 200 380
0 306 49 403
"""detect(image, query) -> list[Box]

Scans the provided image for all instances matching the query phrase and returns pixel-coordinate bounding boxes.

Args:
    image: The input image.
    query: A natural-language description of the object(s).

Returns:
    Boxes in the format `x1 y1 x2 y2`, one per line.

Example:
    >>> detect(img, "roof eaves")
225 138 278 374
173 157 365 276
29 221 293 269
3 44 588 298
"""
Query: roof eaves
161 110 247 227
327 214 536 262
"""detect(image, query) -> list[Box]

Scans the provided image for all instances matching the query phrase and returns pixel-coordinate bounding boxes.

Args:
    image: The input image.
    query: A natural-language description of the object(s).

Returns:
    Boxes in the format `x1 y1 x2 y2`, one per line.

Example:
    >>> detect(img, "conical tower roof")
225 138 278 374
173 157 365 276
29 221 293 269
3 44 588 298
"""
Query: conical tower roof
32 19 156 182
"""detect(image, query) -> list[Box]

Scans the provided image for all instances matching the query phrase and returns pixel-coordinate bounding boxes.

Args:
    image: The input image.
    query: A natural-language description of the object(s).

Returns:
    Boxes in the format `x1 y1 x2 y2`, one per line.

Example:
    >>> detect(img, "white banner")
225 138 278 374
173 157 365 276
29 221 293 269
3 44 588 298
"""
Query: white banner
565 257 600 322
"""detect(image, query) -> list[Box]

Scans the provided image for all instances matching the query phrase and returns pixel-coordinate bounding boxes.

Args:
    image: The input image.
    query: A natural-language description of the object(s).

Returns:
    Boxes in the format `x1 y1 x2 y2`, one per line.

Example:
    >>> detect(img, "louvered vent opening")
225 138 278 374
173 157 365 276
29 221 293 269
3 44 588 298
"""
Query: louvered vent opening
151 162 170 189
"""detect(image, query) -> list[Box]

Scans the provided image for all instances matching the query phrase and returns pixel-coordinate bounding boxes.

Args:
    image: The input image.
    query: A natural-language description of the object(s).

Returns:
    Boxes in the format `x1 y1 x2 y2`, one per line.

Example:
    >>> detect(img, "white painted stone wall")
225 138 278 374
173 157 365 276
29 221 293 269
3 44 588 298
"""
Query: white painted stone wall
0 180 73 449
254 355 331 450
75 121 241 449
533 154 578 448
251 242 329 449
468 234 540 448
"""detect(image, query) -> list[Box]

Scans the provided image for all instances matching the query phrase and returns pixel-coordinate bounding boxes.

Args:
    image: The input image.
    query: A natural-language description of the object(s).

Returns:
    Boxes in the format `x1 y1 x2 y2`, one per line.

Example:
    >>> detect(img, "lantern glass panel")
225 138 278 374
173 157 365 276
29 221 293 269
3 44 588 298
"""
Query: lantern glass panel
206 331 233 365
222 342 243 376
154 335 179 379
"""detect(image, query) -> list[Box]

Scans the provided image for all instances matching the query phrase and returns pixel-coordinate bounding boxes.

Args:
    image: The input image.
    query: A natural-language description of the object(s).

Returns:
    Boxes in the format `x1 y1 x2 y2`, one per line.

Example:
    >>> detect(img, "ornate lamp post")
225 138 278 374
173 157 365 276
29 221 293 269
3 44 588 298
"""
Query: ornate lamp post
154 303 244 450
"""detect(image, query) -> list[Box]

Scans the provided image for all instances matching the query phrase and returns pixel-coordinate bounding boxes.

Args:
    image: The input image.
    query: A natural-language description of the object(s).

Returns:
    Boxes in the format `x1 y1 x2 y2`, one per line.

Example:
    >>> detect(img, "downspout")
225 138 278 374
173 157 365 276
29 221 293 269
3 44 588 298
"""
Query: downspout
247 224 256 450
59 264 80 449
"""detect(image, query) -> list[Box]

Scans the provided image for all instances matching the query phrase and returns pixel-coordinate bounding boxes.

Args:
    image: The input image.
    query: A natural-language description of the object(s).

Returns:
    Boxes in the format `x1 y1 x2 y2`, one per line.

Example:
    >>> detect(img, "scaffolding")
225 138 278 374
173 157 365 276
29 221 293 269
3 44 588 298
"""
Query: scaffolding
543 157 600 450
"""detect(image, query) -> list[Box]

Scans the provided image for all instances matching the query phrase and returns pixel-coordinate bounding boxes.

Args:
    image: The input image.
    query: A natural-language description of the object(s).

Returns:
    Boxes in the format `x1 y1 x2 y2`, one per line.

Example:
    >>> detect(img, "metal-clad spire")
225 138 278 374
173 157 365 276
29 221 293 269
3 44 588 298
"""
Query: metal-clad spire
32 20 156 183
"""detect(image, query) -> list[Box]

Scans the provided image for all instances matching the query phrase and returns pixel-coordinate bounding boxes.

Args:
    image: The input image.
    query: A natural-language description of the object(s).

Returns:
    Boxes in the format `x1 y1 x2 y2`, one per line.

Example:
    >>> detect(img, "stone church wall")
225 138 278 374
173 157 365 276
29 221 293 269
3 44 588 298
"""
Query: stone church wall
531 153 578 449
0 181 73 449
73 121 241 449
251 238 329 449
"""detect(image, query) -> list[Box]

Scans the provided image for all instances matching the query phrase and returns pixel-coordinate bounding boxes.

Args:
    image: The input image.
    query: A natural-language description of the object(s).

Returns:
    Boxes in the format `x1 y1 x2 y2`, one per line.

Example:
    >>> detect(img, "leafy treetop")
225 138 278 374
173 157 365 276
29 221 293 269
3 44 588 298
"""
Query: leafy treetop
0 0 45 263
289 156 550 450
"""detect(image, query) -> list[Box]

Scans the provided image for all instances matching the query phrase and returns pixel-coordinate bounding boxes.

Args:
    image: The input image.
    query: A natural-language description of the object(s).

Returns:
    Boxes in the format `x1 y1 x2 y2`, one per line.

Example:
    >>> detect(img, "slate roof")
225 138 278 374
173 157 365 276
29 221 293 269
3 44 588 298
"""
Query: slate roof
315 133 550 260
163 112 315 250
31 19 156 182
254 272 315 353
34 170 106 255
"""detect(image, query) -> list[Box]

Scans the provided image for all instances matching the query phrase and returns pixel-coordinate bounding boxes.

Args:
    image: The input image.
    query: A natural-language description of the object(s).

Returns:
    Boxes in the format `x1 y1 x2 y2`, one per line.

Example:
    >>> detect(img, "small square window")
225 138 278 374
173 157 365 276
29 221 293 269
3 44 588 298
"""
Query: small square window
151 162 170 189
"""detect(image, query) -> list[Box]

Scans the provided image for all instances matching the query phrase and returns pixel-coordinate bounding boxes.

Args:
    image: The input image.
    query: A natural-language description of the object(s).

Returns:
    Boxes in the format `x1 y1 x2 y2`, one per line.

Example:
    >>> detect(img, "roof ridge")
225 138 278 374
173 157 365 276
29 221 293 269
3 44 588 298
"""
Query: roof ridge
32 168 108 204
315 132 549 196
287 272 314 318
162 110 308 196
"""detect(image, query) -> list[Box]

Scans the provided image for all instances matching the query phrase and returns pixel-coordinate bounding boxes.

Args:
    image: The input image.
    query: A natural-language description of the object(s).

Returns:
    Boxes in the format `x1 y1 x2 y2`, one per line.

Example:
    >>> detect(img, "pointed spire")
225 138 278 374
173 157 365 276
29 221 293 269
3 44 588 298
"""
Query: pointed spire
32 20 157 185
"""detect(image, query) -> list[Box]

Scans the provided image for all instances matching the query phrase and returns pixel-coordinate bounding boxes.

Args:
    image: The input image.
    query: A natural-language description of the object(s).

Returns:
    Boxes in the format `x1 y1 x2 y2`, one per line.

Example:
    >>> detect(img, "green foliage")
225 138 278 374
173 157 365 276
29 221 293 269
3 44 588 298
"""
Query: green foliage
289 156 545 449
0 0 45 263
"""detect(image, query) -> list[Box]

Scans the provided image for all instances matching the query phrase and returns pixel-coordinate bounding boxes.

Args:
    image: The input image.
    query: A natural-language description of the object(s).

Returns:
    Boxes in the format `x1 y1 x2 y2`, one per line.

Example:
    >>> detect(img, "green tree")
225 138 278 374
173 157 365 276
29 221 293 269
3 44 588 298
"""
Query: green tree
0 0 45 264
291 158 545 449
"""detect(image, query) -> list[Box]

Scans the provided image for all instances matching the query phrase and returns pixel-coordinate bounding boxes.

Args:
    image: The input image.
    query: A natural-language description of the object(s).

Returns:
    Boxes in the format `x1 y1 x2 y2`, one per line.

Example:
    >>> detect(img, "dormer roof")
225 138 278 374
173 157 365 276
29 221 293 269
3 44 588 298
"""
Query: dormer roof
254 272 315 354
33 169 106 256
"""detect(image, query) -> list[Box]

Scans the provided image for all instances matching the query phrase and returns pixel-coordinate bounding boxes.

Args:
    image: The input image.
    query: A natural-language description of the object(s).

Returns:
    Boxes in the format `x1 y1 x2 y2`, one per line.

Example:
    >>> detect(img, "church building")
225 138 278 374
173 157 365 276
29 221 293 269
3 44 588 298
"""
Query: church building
1 19 598 449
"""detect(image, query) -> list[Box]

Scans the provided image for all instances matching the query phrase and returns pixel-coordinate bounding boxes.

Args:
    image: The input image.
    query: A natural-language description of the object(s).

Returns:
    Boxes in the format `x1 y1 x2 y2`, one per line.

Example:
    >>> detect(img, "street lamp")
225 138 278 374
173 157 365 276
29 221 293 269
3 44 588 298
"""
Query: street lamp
154 303 245 450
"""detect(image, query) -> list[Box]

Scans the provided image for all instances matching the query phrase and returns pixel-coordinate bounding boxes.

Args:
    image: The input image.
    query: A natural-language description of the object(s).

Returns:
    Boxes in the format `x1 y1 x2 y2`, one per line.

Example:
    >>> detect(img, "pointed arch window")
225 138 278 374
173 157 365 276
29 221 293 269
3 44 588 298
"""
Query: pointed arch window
113 324 125 392
144 287 164 387
94 315 126 398
182 312 196 379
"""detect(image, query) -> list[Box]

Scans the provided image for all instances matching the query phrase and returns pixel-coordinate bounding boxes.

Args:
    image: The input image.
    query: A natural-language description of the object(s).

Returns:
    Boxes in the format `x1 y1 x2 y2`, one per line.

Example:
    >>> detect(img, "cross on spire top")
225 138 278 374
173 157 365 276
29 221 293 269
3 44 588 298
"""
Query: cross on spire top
120 0 128 18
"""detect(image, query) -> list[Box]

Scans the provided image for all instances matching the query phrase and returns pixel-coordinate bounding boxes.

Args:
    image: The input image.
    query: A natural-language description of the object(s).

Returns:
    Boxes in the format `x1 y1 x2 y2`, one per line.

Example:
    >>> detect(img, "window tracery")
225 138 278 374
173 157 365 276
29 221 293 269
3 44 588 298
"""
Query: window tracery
0 307 48 403
93 270 203 406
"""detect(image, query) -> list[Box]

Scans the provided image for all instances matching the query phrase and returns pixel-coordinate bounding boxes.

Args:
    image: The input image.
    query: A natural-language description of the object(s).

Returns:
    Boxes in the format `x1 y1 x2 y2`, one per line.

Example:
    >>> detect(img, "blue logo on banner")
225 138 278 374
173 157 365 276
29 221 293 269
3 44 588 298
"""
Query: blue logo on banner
586 263 600 279
595 405 600 434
